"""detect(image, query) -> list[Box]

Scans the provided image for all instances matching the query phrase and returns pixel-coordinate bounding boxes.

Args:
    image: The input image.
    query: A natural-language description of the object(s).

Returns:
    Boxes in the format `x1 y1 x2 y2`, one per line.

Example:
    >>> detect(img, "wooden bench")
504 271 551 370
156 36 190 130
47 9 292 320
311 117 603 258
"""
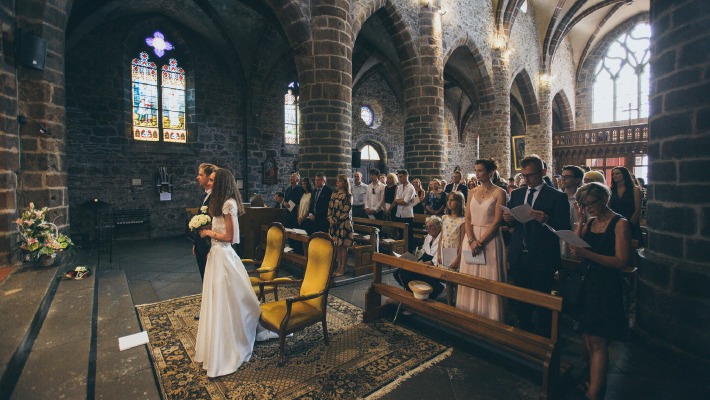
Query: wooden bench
365 253 562 400
349 224 380 276
113 208 150 237
412 213 429 248
352 217 408 255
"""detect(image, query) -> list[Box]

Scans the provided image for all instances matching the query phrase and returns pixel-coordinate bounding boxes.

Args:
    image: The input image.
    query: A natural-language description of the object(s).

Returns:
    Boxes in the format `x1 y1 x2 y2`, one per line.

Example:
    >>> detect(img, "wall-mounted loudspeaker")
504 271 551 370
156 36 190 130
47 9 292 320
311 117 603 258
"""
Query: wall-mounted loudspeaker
352 149 361 169
20 32 47 70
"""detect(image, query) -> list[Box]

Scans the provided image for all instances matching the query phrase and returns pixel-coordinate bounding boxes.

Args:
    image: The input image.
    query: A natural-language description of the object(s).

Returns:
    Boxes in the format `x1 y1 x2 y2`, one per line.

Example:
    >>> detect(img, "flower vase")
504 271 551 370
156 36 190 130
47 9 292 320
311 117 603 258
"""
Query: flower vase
34 255 56 267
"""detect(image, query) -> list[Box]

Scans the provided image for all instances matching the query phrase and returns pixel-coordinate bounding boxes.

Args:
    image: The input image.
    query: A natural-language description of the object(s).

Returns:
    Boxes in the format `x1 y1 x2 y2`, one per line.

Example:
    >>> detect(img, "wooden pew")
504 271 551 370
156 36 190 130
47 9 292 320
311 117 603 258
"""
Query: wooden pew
412 213 429 248
349 224 380 276
365 253 562 400
352 217 408 255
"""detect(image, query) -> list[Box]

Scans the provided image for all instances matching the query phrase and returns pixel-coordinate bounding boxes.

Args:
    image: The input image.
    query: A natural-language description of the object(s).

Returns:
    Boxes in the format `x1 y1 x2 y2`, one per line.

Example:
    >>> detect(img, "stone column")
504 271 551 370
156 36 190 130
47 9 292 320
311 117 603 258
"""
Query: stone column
526 83 553 172
402 6 445 180
297 0 353 180
479 52 511 178
639 0 710 369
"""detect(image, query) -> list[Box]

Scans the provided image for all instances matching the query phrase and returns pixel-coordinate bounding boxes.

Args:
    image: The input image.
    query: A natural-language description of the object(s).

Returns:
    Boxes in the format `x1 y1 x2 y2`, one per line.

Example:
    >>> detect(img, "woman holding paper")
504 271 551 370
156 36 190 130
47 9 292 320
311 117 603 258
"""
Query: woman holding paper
570 182 631 400
457 159 507 321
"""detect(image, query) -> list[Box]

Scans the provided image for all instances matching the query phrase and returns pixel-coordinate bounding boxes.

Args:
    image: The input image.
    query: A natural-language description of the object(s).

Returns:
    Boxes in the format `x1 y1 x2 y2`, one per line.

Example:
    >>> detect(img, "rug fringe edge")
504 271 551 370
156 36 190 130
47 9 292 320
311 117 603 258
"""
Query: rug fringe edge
363 347 453 400
135 293 201 309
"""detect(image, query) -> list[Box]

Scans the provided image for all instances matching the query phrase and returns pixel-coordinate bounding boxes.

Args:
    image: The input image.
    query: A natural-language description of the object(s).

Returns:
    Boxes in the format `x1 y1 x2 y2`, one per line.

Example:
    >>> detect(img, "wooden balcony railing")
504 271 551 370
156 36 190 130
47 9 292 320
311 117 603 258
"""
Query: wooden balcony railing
553 124 648 148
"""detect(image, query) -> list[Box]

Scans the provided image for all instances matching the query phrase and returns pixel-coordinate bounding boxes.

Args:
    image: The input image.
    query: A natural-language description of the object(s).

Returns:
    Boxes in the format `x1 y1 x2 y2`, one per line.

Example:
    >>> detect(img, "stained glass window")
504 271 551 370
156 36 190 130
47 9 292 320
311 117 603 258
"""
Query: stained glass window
284 82 299 144
593 23 650 123
360 106 374 126
162 59 186 143
131 50 187 143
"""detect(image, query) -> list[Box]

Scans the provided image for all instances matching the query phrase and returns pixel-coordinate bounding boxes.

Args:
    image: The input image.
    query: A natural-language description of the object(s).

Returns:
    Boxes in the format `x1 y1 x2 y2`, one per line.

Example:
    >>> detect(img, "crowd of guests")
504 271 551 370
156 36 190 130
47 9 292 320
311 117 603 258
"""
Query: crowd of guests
264 156 645 399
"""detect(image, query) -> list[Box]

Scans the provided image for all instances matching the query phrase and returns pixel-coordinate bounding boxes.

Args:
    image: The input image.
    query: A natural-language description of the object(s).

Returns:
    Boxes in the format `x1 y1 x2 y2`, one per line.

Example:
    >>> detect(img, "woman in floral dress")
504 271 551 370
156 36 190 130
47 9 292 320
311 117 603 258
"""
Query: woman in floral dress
328 174 354 277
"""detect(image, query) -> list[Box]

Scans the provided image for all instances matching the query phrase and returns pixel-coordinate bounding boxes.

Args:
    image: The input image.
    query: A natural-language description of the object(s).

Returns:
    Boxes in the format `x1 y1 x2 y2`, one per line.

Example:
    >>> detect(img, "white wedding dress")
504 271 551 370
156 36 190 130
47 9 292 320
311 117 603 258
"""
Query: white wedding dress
193 199 261 378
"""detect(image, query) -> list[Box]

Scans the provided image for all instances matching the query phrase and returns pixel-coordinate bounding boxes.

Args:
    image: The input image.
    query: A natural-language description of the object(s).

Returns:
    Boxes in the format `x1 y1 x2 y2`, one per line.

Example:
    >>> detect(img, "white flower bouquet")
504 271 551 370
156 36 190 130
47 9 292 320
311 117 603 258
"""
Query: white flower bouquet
189 214 211 231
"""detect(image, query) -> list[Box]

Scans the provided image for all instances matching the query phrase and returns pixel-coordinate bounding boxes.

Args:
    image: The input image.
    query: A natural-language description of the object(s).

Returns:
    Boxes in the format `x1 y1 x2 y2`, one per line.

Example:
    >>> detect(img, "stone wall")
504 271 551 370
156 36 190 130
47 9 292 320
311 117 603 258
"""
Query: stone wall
353 73 405 174
65 18 243 238
641 0 710 369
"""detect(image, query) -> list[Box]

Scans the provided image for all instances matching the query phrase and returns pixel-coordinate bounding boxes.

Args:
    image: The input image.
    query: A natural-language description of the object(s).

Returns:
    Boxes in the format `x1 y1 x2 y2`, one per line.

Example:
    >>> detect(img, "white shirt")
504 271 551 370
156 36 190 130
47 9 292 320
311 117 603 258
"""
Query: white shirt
395 182 416 218
352 182 367 206
365 181 385 212
422 234 440 261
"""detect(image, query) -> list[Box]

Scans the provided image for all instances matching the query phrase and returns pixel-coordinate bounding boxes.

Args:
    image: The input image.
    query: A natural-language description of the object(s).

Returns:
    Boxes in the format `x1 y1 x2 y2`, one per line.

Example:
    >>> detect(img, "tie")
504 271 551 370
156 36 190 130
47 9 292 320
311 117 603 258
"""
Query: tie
526 188 536 206
524 188 536 246
200 192 208 206
315 189 321 203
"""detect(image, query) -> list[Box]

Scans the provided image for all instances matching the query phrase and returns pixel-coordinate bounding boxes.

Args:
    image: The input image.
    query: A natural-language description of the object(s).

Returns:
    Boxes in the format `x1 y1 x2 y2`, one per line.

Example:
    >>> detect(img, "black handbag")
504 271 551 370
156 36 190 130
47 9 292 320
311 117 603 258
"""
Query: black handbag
560 263 589 317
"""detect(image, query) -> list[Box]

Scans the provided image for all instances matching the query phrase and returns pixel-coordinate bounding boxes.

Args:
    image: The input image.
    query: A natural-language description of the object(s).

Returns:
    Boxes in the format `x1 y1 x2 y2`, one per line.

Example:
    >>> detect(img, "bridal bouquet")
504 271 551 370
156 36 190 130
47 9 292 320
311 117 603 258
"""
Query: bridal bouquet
189 213 211 231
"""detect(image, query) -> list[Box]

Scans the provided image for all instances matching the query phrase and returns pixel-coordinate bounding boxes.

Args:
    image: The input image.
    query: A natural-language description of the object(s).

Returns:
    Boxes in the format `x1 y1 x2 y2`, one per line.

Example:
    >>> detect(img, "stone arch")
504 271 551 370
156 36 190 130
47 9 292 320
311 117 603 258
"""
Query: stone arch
552 90 574 132
443 35 496 113
511 68 540 125
351 0 419 76
262 0 312 51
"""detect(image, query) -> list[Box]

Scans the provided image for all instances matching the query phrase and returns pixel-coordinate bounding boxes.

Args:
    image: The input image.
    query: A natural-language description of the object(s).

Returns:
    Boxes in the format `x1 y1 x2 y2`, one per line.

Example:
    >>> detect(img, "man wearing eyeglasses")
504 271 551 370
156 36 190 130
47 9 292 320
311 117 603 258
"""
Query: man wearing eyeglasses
560 165 585 260
364 168 385 220
503 154 570 337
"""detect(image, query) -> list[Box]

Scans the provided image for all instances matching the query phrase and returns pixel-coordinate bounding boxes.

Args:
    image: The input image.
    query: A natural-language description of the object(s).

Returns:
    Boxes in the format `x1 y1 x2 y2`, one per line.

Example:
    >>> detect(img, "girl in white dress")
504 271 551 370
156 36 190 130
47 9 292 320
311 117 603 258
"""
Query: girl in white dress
458 159 507 322
195 169 269 377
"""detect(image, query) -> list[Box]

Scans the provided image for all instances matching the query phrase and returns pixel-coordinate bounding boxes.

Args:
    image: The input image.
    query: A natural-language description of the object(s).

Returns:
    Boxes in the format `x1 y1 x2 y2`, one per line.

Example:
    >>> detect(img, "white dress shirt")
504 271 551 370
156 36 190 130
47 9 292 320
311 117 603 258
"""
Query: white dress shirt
395 182 416 218
365 181 385 212
352 182 367 206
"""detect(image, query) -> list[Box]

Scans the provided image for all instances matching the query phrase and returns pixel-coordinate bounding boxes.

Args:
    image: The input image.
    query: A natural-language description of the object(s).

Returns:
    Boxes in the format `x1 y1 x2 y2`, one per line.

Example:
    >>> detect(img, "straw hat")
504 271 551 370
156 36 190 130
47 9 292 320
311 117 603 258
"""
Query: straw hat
408 280 433 300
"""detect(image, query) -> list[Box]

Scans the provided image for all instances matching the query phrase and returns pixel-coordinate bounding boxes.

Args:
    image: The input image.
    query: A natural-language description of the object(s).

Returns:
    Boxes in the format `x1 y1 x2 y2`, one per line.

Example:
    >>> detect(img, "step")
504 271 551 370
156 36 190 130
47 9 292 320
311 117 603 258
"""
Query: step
0 265 62 397
95 270 159 400
12 271 95 399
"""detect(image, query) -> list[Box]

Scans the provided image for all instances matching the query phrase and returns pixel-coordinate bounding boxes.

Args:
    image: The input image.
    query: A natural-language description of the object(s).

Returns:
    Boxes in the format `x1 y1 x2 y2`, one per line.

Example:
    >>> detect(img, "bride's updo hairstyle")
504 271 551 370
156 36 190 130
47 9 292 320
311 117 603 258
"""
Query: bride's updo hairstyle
209 168 245 217
475 158 497 172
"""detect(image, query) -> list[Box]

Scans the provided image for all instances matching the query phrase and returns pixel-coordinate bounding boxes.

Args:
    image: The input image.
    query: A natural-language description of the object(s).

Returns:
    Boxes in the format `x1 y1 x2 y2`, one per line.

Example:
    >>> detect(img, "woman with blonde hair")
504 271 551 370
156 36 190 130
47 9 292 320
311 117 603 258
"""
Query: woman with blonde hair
382 172 398 219
328 174 354 277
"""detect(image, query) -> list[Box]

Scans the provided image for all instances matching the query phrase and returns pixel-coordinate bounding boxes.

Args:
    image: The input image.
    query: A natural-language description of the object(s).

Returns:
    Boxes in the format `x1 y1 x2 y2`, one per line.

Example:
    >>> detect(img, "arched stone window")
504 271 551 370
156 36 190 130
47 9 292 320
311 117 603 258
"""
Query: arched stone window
593 23 650 124
284 82 299 144
360 144 381 161
131 32 187 143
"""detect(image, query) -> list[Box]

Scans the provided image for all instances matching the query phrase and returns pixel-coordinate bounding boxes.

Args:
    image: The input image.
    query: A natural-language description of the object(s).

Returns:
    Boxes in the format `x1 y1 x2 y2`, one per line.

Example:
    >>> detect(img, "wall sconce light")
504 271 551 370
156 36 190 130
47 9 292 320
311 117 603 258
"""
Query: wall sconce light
18 114 49 135
539 73 554 86
492 34 507 50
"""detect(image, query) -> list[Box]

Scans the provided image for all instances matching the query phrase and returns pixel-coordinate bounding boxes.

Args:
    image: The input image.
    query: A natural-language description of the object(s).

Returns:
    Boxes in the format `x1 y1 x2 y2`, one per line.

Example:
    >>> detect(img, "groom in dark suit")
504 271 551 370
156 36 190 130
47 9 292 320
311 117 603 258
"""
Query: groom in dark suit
307 172 333 234
503 155 570 337
193 163 218 282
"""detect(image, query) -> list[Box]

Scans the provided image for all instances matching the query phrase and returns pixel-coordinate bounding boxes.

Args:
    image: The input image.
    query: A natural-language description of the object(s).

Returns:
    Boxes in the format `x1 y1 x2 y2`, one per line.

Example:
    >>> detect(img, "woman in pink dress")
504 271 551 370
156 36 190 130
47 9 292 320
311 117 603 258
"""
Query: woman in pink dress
457 159 507 321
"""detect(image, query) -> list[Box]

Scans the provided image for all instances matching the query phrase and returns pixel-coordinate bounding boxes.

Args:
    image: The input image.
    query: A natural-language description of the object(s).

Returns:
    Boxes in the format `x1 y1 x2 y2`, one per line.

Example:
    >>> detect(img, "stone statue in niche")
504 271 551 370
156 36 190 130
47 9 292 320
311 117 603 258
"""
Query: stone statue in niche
263 157 278 185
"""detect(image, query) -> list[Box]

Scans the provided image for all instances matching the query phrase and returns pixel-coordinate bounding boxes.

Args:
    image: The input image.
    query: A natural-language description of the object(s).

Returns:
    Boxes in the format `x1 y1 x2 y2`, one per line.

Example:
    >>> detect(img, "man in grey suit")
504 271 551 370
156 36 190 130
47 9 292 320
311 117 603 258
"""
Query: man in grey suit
503 155 570 336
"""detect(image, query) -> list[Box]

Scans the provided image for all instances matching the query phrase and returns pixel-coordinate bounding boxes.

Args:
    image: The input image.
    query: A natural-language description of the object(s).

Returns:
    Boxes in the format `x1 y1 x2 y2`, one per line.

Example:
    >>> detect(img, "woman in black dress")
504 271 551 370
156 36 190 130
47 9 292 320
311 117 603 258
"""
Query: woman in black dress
570 182 632 400
382 172 398 220
609 166 642 242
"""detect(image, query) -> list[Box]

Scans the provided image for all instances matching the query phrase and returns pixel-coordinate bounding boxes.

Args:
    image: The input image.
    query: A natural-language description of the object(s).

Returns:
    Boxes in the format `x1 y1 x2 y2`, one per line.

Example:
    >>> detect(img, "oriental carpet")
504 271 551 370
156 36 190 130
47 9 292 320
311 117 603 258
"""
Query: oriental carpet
136 292 451 399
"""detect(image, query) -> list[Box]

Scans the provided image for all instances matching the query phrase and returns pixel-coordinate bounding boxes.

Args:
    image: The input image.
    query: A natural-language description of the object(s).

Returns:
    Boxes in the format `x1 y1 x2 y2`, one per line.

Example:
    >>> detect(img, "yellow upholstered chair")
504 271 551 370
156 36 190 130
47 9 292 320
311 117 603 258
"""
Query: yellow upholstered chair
258 232 336 365
243 222 286 302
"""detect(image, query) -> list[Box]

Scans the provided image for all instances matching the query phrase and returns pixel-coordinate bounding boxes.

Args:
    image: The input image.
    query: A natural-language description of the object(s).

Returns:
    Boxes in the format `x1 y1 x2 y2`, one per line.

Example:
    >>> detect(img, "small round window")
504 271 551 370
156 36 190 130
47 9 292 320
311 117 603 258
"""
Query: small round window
360 106 374 126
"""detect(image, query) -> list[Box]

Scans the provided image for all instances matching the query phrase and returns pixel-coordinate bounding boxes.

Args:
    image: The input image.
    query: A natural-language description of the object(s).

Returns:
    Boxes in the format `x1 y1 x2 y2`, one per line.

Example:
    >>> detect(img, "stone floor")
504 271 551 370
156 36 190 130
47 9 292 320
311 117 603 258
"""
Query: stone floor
39 236 710 399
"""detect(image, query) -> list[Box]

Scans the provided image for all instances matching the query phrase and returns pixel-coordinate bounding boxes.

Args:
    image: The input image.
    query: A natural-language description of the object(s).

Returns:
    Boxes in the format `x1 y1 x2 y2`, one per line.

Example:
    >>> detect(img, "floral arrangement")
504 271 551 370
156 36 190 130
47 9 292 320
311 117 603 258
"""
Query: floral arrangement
16 203 75 263
189 213 211 232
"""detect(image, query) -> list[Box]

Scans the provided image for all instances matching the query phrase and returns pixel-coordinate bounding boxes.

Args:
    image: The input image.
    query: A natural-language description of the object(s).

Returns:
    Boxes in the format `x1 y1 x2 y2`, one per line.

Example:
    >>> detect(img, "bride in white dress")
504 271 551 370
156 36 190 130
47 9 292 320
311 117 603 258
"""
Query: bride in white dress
194 168 270 377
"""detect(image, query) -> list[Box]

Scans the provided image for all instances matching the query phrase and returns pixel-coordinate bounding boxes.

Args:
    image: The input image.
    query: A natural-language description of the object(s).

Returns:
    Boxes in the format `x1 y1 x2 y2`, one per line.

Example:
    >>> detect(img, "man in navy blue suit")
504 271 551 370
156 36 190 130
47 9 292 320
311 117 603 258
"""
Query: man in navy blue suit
503 155 570 337
307 172 333 234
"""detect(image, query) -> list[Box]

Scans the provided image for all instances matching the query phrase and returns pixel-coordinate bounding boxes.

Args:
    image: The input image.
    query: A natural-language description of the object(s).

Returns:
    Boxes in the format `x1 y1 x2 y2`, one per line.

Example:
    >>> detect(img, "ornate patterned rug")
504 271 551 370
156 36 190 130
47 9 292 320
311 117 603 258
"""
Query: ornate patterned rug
136 292 451 399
